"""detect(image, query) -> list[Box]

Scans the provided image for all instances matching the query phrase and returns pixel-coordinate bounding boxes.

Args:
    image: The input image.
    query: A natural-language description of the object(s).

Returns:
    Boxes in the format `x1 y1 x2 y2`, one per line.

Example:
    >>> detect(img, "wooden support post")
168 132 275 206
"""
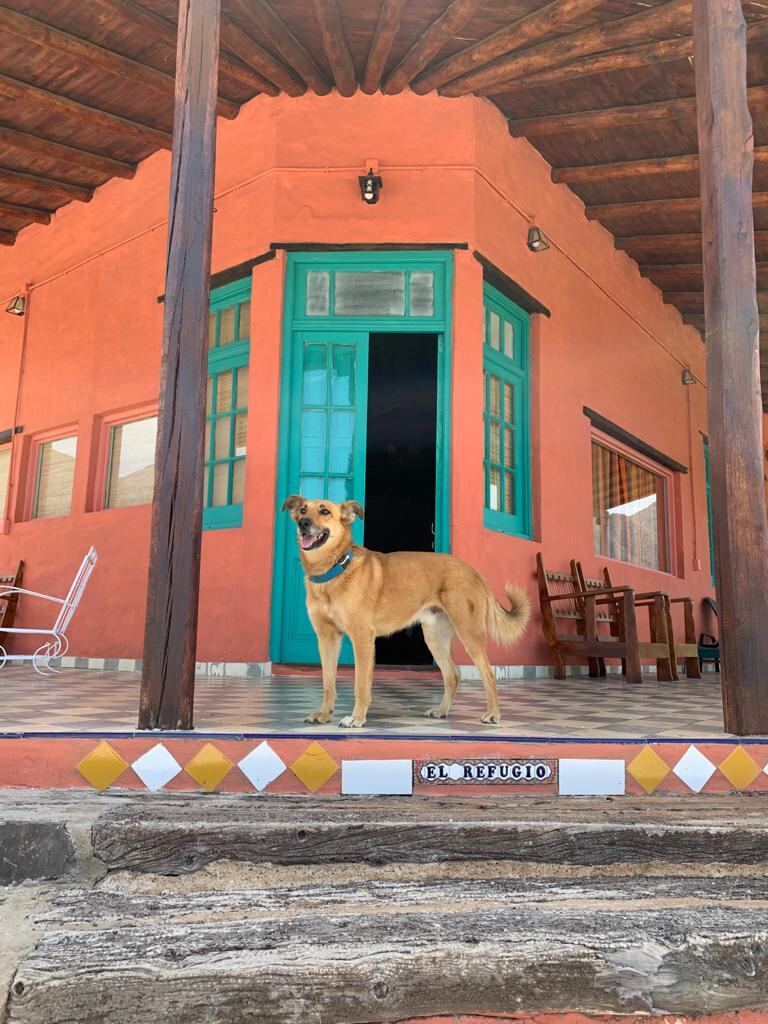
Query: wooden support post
694 0 768 735
139 0 220 731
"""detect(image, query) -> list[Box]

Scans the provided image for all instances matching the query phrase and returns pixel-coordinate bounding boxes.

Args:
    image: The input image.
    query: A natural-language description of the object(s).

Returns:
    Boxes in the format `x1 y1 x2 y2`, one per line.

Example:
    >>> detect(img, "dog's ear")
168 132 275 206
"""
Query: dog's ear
340 500 364 524
281 494 306 516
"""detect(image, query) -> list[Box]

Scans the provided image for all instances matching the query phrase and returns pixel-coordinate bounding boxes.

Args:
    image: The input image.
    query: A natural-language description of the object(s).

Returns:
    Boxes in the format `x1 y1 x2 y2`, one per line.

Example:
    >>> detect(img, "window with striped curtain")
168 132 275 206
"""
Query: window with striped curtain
592 440 669 572
105 416 157 509
33 435 77 519
0 446 10 518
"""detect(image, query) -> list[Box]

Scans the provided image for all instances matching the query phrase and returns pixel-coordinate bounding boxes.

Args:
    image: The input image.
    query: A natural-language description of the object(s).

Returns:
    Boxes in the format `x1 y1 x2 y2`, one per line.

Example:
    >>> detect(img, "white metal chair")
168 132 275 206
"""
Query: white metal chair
0 547 98 675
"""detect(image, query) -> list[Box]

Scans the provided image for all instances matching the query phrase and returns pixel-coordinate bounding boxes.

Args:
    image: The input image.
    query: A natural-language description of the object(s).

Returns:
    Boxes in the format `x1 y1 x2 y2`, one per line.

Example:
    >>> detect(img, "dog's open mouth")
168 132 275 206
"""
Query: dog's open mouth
299 529 329 551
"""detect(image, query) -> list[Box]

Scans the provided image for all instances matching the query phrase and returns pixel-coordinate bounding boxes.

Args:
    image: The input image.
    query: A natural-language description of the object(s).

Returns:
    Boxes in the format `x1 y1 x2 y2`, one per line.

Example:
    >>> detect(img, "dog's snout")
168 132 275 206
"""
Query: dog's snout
298 516 312 531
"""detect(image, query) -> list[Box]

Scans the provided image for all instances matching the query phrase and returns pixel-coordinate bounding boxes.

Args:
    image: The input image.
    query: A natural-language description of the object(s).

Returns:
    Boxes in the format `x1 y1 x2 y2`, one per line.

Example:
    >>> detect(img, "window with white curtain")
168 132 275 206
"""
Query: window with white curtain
105 416 157 509
33 435 77 519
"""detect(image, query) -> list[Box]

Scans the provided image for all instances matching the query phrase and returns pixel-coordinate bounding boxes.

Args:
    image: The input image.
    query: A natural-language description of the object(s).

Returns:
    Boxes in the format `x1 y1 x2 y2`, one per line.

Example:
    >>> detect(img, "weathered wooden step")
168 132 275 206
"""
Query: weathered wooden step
92 796 768 874
36 873 768 926
8 901 768 1023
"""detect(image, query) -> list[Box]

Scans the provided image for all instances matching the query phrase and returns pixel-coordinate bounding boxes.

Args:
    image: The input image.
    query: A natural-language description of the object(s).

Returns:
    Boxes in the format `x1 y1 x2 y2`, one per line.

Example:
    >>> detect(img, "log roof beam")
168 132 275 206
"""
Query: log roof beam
0 166 93 204
587 193 768 222
440 0 691 97
0 228 16 245
0 123 136 180
231 0 331 95
554 148 768 184
664 290 768 313
0 73 172 150
219 12 307 95
0 198 51 225
311 0 357 97
0 5 239 119
412 0 606 96
383 0 487 95
362 0 407 94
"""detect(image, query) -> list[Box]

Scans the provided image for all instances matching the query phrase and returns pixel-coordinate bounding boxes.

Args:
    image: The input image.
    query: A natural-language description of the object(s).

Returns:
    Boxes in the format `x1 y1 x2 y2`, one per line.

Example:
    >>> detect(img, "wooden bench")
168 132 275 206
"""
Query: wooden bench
0 560 23 633
536 553 672 684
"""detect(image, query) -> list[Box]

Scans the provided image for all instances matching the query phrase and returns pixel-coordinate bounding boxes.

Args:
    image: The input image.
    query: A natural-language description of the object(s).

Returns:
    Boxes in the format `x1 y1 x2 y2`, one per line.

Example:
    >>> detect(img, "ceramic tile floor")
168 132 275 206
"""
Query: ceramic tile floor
0 666 739 738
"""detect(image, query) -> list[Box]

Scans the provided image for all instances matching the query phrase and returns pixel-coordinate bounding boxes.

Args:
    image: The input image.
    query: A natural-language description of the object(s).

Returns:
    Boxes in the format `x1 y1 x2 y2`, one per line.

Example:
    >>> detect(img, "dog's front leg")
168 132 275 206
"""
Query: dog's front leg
339 629 375 728
306 617 342 724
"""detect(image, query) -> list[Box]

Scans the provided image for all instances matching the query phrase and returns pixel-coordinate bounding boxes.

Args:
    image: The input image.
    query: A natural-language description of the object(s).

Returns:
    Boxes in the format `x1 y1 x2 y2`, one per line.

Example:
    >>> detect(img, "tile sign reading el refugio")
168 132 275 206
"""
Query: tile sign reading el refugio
414 758 558 786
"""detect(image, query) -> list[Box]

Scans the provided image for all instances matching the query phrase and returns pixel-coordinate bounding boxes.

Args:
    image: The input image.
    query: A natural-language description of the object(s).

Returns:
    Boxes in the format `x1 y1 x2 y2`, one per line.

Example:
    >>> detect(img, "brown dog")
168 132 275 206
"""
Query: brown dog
282 495 531 728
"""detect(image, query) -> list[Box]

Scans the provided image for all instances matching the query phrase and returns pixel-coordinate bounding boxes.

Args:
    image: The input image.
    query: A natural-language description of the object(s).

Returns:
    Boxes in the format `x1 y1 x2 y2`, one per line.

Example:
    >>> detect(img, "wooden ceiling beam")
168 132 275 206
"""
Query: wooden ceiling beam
362 0 407 94
96 0 278 96
665 290 768 313
441 0 691 97
0 5 239 119
477 34 693 96
588 193 768 221
231 0 331 95
0 73 172 149
508 84 768 137
0 198 51 225
554 148 768 184
616 230 768 261
683 313 768 332
0 166 92 204
0 123 135 179
383 0 486 95
643 262 768 290
0 227 16 245
311 0 357 97
412 0 605 95
219 12 306 95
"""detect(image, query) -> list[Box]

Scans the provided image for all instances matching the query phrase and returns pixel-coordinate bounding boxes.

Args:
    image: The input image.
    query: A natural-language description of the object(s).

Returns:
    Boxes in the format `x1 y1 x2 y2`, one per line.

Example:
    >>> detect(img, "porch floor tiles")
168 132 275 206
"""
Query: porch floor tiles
0 666 739 739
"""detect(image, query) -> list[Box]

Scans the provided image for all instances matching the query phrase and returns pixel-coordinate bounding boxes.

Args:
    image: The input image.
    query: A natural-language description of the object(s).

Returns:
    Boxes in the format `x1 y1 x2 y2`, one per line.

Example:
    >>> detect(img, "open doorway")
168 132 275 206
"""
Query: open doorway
365 332 438 666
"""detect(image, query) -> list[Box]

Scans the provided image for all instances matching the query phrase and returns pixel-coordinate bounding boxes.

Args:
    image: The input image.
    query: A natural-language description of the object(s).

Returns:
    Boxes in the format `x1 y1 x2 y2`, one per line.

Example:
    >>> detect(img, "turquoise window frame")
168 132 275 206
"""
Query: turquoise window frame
270 249 453 664
482 282 532 539
704 439 715 585
204 278 251 531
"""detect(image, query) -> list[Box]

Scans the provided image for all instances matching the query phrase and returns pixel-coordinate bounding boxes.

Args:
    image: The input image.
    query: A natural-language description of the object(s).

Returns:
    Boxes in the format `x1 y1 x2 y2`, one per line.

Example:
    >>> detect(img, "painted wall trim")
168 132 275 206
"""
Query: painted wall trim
584 406 689 474
472 250 551 317
271 242 470 251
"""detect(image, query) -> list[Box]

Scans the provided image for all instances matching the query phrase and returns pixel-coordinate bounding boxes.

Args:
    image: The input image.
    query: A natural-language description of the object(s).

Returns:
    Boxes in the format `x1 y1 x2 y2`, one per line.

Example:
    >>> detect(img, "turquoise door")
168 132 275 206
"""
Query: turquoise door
275 331 368 665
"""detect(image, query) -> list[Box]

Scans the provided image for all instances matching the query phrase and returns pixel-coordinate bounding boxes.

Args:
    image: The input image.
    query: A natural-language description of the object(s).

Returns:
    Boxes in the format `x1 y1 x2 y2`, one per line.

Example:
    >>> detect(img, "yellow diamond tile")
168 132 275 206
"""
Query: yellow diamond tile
627 746 671 794
290 741 339 793
184 743 234 792
718 746 761 790
76 741 130 791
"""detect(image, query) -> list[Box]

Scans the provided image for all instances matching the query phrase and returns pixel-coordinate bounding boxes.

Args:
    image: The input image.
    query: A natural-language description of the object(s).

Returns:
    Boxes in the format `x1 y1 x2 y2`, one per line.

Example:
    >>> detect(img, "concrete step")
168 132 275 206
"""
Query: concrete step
7 875 768 1023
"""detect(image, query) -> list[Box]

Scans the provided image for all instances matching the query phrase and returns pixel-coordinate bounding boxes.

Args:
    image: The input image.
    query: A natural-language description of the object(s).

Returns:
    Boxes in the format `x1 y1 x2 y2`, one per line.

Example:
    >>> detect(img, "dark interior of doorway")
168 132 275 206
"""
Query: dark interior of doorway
365 332 438 667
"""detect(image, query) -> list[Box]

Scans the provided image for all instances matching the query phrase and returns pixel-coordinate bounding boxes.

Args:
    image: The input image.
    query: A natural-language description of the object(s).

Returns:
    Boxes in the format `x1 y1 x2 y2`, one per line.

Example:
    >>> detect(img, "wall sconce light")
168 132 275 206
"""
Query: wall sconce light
358 169 383 205
5 295 25 316
526 226 550 252
681 367 696 385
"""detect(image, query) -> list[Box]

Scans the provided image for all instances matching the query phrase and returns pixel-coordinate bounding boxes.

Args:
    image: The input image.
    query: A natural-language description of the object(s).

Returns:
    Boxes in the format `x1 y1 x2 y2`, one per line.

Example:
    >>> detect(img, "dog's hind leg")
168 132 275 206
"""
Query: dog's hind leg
340 628 375 728
306 617 342 724
422 611 459 719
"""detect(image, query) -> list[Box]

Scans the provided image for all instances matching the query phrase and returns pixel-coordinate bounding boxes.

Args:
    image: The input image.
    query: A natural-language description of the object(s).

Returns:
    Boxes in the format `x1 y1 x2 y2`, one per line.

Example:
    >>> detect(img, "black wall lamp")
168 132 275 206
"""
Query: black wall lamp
5 295 25 316
359 168 383 205
526 225 550 252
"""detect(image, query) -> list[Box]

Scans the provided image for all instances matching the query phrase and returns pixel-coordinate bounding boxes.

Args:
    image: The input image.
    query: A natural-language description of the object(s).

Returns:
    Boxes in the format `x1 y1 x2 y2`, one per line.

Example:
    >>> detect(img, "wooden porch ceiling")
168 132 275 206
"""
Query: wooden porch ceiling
1 0 767 405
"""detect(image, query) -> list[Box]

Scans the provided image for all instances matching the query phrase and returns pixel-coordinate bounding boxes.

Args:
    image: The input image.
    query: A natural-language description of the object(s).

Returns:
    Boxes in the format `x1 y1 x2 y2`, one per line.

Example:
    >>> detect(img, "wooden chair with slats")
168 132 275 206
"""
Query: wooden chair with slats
596 564 701 680
536 552 672 684
0 560 23 634
575 562 676 681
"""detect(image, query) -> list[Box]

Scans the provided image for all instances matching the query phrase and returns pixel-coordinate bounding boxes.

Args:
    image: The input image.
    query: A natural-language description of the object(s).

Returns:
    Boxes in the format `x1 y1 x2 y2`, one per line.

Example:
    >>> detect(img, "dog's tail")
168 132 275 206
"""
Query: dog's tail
487 584 531 648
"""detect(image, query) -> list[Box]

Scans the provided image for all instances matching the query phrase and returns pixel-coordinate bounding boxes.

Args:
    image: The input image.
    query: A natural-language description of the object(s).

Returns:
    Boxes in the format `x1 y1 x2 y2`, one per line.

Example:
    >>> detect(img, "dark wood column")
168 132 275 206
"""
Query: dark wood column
694 1 768 735
139 0 220 730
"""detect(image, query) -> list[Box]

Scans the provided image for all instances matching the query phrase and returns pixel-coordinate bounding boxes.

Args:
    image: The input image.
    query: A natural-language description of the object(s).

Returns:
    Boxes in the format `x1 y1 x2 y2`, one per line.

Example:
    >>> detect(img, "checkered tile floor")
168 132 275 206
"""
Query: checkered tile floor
0 666 738 738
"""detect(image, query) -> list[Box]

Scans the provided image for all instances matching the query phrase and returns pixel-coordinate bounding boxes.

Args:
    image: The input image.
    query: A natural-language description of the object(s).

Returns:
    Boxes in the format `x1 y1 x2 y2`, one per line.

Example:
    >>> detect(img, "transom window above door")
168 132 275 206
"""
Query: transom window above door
289 252 450 328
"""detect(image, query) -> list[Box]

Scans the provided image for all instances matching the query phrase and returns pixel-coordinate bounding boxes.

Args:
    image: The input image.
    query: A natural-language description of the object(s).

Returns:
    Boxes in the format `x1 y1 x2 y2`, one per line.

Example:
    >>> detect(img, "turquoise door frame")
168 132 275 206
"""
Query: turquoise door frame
271 250 453 666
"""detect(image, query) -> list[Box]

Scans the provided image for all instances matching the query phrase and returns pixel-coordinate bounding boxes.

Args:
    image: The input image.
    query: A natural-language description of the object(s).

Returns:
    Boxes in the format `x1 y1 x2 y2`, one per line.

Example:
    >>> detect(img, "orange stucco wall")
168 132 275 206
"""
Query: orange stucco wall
0 90 716 665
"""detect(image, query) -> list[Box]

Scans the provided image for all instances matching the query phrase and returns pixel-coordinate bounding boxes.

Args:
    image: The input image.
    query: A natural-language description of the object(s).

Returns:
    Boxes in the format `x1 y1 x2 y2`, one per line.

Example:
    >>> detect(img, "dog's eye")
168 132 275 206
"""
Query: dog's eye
319 508 330 516
299 507 307 515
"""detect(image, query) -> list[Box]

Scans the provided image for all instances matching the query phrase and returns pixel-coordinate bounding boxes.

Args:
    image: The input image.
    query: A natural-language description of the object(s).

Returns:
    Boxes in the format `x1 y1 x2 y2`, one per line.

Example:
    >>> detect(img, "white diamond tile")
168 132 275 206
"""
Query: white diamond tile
673 745 716 792
558 759 625 796
131 744 182 791
238 742 287 792
342 759 413 795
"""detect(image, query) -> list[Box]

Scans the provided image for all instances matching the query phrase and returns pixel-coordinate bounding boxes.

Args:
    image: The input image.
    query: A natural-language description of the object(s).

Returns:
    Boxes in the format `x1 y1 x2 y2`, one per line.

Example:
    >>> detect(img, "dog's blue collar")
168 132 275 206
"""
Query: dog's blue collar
308 550 353 584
